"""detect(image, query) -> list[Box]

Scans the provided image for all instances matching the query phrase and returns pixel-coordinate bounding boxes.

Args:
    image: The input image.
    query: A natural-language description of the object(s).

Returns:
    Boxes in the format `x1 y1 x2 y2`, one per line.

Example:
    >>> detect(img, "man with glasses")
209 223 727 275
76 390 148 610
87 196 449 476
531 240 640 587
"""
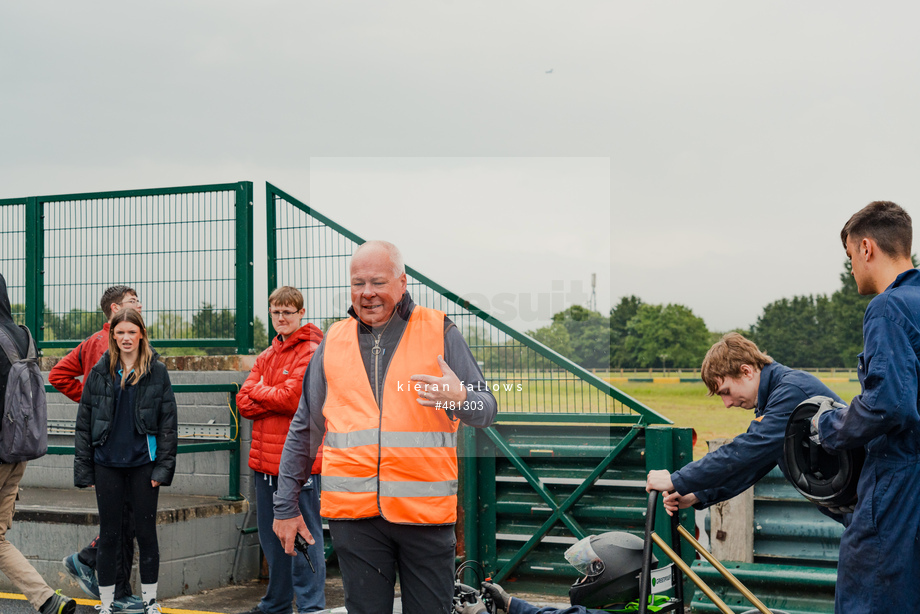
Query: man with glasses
51 286 144 613
236 287 325 614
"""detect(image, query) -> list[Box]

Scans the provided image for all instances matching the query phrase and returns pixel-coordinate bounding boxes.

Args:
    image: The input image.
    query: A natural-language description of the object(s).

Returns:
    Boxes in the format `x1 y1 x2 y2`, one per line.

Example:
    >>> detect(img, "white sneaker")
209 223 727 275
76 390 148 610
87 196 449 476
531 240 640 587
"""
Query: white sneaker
144 600 163 614
95 605 113 614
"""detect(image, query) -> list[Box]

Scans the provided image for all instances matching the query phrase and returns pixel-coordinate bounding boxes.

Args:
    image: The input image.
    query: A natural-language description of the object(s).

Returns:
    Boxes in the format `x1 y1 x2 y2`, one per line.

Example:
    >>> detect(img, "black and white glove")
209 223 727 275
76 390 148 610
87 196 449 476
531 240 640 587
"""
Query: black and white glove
809 396 846 446
482 582 512 613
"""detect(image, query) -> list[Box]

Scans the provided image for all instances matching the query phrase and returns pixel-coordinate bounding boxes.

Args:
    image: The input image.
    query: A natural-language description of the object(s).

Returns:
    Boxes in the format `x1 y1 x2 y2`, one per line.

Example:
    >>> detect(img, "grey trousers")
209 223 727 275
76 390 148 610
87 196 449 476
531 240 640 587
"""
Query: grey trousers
329 516 456 614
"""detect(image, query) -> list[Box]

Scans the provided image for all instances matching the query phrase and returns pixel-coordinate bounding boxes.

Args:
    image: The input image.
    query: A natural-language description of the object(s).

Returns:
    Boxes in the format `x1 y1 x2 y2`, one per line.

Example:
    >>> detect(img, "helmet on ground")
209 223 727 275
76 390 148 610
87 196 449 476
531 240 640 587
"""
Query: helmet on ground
783 396 864 509
566 531 656 608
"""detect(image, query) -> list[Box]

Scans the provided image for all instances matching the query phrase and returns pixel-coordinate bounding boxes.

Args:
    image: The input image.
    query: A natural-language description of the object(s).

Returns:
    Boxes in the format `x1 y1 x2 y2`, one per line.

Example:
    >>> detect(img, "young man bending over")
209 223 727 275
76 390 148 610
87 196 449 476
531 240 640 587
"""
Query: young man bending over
646 333 847 523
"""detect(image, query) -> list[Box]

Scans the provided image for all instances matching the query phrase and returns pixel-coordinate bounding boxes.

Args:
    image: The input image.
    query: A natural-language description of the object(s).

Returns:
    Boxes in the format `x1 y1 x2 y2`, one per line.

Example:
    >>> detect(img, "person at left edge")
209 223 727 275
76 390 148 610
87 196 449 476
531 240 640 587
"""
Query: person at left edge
235 286 325 614
0 272 77 614
74 308 177 614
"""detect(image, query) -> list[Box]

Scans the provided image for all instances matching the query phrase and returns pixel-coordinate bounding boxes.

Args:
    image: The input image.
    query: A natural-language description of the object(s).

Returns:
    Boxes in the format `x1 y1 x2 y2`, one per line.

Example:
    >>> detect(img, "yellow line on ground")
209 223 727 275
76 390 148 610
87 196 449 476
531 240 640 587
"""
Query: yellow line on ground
0 592 225 614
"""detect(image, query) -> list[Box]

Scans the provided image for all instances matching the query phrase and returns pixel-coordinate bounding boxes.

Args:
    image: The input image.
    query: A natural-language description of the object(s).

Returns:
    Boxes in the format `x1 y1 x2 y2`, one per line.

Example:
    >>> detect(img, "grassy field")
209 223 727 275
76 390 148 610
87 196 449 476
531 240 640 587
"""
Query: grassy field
616 379 864 459
485 371 862 460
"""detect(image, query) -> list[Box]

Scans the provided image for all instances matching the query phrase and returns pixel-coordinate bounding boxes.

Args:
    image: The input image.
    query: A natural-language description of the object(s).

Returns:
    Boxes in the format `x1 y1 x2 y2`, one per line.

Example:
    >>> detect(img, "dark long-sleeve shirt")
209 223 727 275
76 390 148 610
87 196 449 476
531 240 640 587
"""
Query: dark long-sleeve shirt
671 362 843 509
815 267 920 612
274 293 497 519
819 268 920 458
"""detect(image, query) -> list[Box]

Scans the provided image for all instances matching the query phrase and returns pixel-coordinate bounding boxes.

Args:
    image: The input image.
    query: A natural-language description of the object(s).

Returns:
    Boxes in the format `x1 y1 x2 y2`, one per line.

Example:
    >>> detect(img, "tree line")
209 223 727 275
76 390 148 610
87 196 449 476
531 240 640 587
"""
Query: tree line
13 258 879 368
13 302 270 356
526 259 877 370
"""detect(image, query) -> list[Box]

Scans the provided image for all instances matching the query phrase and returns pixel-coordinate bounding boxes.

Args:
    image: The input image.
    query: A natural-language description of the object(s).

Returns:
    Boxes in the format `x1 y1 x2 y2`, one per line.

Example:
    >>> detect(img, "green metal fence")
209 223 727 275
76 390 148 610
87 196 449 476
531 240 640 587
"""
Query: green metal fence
266 182 661 419
0 183 254 354
265 182 696 594
0 197 28 324
45 382 244 501
691 466 839 613
462 418 695 594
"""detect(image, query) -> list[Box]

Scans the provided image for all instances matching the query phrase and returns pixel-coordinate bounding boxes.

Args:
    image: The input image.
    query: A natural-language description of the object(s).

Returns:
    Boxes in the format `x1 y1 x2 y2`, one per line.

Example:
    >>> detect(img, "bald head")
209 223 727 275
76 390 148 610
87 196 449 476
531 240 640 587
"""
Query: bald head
352 240 405 278
350 240 408 326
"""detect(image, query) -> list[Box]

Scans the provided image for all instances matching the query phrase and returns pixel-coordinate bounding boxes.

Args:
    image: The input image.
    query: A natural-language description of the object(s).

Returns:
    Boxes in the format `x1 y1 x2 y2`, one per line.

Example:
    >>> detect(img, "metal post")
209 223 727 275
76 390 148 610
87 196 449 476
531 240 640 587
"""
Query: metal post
235 182 254 355
265 183 278 340
459 425 479 586
645 426 675 562
222 389 244 501
24 197 43 345
478 427 497 578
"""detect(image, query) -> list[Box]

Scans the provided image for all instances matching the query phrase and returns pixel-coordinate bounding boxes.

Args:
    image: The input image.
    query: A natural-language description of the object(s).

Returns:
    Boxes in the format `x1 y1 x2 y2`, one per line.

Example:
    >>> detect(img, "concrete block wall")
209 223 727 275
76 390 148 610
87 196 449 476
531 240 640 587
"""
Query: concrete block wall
4 495 258 599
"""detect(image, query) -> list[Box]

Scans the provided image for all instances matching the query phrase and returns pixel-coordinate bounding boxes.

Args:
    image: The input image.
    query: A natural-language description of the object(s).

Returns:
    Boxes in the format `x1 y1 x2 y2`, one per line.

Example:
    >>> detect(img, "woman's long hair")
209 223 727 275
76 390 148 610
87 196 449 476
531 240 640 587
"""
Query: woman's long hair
108 308 154 388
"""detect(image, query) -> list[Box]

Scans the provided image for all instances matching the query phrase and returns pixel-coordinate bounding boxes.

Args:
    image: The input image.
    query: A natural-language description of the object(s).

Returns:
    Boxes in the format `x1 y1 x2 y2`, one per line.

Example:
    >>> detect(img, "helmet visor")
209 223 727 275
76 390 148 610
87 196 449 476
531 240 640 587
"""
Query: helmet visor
564 536 603 576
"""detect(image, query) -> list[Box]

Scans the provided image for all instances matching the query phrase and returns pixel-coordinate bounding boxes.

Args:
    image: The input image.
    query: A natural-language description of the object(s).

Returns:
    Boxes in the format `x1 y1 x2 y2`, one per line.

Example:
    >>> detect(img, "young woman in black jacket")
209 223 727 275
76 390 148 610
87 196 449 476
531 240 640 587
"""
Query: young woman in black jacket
73 308 177 614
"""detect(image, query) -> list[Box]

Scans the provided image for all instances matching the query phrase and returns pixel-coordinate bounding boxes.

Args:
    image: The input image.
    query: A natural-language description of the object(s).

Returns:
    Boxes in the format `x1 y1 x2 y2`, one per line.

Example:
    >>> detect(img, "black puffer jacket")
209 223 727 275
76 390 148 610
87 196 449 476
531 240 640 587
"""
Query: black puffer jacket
74 351 178 487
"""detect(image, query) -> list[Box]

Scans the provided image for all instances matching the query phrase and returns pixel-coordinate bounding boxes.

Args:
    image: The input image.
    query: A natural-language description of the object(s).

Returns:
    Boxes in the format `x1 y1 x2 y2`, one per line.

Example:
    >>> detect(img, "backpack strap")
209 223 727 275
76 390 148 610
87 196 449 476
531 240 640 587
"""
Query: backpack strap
0 327 21 363
25 332 37 361
0 326 37 363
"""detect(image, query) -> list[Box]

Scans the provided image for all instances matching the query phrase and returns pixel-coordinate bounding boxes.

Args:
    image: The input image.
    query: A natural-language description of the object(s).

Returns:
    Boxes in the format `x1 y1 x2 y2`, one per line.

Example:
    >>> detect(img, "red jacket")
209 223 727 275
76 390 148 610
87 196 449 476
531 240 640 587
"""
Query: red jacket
49 323 110 402
237 323 324 476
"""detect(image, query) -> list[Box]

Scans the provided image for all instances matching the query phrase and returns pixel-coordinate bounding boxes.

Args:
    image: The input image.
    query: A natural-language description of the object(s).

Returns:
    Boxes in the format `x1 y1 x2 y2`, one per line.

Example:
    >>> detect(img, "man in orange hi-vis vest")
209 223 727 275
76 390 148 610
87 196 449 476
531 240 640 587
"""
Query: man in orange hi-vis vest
273 240 497 614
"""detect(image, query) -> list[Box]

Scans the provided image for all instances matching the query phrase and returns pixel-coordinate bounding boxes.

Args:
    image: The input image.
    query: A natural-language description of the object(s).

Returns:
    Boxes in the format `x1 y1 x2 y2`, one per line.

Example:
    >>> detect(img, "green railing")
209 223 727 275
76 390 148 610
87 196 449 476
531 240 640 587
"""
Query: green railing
0 183 254 354
266 182 664 420
0 197 28 324
45 383 243 501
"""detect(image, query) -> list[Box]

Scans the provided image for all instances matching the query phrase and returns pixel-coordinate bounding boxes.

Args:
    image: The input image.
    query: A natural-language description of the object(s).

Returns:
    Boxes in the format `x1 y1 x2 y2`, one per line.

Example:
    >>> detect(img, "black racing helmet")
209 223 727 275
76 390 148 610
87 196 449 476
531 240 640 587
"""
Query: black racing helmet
784 396 865 508
566 531 656 608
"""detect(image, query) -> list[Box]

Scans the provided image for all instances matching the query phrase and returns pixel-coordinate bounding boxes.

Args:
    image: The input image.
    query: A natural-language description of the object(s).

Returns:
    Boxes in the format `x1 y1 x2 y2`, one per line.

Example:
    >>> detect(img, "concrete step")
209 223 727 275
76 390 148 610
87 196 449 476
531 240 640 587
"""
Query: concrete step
7 486 255 600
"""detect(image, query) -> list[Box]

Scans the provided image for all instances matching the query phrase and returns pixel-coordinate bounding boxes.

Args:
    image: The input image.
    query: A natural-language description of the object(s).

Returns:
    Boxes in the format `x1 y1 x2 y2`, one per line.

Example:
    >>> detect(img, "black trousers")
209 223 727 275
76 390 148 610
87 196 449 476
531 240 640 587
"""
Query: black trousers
94 462 160 588
329 516 456 614
79 498 135 599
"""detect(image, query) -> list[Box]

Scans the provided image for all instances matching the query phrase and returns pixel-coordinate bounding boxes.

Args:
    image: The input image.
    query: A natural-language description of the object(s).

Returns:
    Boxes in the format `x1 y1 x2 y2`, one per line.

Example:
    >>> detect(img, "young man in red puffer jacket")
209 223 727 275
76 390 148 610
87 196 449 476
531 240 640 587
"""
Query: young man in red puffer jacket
236 286 324 614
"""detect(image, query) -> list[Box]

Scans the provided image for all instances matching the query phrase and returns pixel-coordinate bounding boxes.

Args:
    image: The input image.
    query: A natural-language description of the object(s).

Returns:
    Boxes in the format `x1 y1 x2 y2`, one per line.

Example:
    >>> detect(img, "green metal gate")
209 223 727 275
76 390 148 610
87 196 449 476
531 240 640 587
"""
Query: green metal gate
265 182 695 593
0 182 254 354
691 467 840 613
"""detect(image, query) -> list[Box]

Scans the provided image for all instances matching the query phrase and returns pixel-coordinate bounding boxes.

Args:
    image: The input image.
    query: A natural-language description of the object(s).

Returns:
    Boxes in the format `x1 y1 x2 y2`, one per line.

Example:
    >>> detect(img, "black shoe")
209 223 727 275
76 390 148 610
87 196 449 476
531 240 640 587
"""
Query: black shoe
236 607 265 614
39 590 76 614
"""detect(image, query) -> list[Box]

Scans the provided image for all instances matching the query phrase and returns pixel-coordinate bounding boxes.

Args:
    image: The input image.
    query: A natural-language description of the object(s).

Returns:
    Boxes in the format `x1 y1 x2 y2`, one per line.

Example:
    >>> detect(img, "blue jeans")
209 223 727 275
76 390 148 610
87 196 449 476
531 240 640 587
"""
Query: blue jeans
254 471 325 614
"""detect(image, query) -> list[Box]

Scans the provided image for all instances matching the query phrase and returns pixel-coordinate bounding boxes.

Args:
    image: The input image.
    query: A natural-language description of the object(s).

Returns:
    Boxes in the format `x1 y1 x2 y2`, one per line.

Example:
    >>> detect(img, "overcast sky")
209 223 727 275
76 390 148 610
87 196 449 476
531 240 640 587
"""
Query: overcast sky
2 2 919 333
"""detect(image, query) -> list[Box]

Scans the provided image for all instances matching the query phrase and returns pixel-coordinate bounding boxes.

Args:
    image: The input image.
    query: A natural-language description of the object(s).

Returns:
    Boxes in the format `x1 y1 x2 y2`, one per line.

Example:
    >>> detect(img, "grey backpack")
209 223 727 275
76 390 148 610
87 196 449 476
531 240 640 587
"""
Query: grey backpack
0 327 48 463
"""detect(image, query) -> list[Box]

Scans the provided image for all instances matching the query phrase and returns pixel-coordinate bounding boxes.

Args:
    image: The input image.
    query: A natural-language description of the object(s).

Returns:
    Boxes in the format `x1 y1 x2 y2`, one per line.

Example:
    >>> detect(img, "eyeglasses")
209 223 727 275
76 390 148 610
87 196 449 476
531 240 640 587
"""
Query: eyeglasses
120 298 142 307
270 310 300 319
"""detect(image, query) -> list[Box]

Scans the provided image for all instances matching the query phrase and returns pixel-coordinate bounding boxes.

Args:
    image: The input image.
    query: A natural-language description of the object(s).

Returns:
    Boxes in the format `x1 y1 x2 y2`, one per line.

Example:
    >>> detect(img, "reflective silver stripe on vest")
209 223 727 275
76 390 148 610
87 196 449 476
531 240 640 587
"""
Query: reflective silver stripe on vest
321 475 378 493
324 429 379 449
381 431 457 448
323 430 457 449
379 480 458 498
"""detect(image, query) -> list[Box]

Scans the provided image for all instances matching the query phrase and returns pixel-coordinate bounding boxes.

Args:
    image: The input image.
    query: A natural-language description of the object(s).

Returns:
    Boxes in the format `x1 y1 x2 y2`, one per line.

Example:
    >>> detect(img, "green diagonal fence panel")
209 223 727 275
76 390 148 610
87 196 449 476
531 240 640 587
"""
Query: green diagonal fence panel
266 181 665 420
264 182 695 596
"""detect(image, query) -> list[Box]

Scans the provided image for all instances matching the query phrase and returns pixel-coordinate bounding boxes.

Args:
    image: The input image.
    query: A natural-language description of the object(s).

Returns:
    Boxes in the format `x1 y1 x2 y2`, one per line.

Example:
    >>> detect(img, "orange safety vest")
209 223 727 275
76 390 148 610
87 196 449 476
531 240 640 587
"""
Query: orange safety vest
320 306 460 525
